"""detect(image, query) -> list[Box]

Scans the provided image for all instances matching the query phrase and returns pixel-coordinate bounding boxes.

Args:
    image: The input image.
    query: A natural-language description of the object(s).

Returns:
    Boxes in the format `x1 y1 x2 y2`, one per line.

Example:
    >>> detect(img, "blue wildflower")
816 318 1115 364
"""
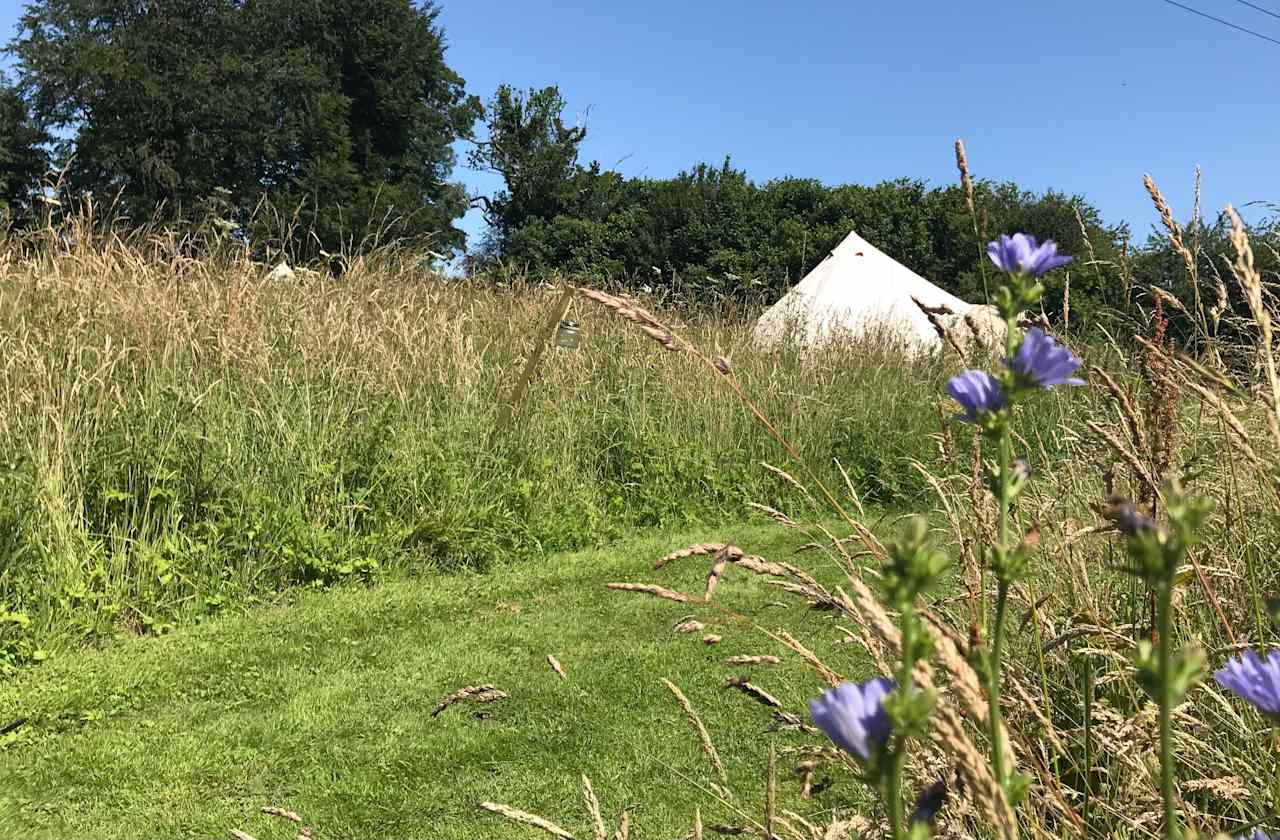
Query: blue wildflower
1009 328 1084 389
946 369 1005 423
1234 830 1280 840
1215 650 1280 719
809 677 895 762
1109 500 1157 536
987 233 1073 277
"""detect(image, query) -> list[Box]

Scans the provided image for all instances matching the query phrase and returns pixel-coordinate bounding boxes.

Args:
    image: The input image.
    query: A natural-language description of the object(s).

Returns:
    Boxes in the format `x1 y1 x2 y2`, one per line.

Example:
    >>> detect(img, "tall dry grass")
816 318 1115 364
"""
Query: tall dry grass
0 215 1051 669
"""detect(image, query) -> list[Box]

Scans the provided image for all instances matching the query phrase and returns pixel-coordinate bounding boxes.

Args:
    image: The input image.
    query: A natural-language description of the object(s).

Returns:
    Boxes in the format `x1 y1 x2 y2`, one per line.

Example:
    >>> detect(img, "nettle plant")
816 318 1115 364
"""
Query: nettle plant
809 235 1280 840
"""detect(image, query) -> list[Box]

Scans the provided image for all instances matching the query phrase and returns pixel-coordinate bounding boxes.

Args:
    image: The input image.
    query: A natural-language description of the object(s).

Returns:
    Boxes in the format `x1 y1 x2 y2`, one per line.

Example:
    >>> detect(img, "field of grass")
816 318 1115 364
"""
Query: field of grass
0 229 999 669
1 215 1279 840
1 520 887 839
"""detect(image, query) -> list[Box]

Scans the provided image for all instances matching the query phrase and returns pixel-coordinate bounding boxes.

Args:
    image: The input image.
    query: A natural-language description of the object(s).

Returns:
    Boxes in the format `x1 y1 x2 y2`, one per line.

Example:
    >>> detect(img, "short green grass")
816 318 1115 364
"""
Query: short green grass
0 520 883 839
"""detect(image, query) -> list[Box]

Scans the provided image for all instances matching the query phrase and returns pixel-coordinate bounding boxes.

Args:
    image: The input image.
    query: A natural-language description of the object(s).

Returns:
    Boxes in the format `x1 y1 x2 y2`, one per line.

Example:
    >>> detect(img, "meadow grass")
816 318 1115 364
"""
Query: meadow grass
0 520 885 839
0 224 1042 669
1 204 1279 839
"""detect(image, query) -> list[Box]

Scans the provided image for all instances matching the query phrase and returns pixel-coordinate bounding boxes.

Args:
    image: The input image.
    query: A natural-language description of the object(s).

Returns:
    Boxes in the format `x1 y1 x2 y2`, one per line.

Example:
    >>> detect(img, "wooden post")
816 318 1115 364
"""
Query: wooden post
492 285 576 439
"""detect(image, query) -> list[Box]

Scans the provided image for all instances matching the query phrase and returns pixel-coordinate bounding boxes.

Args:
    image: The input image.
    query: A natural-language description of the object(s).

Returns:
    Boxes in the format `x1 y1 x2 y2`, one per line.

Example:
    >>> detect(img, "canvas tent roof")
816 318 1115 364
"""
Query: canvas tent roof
753 229 972 352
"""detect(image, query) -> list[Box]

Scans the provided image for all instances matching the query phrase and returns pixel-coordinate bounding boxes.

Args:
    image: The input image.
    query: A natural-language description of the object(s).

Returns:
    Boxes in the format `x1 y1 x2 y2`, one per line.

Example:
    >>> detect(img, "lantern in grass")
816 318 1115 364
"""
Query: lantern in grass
554 319 582 349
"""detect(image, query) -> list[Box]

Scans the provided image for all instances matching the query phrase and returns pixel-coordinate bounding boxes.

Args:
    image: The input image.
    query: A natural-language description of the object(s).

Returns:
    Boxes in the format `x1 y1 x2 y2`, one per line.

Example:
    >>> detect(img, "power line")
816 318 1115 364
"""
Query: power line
1234 0 1280 21
1157 0 1280 46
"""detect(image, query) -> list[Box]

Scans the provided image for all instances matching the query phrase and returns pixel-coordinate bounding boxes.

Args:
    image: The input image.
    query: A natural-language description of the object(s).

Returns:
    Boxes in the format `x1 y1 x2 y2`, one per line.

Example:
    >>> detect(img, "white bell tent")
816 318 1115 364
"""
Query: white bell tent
752 229 973 353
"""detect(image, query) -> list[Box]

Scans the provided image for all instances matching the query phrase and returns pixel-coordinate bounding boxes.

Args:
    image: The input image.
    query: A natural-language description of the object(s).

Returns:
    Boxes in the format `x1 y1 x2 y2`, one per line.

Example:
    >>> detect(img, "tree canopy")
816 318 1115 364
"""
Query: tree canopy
0 74 48 216
10 0 480 257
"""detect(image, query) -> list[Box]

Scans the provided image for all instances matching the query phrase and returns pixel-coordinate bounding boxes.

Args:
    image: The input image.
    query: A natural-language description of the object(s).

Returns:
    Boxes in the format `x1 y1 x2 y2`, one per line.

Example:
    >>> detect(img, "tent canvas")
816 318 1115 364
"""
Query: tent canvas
753 229 972 352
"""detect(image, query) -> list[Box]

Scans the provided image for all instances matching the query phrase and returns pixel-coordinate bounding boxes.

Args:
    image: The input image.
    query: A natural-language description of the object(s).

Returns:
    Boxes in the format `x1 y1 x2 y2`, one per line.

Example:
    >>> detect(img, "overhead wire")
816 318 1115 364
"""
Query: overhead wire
1156 0 1280 47
1232 0 1280 22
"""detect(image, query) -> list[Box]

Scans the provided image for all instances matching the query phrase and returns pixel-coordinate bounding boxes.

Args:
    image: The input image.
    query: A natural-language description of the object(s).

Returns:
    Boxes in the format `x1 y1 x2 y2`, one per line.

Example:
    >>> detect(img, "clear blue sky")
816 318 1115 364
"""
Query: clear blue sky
2 0 1277 254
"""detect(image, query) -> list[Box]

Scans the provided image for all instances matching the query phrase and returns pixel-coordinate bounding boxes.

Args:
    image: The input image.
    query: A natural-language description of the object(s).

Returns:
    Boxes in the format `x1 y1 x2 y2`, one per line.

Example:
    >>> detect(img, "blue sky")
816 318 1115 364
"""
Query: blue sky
2 1 1277 253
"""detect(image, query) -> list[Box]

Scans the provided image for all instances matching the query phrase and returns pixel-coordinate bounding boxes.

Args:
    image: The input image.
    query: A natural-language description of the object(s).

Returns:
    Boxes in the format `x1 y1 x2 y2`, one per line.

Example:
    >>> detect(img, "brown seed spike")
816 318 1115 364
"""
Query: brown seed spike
723 676 783 709
478 802 576 839
261 807 302 824
704 544 732 602
606 582 690 603
656 542 727 570
432 683 498 717
723 655 781 666
547 655 568 681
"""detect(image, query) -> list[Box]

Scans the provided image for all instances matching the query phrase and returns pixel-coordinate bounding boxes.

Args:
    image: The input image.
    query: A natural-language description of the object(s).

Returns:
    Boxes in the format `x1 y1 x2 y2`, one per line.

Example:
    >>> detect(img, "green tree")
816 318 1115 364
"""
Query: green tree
468 84 588 252
10 0 480 257
0 75 48 216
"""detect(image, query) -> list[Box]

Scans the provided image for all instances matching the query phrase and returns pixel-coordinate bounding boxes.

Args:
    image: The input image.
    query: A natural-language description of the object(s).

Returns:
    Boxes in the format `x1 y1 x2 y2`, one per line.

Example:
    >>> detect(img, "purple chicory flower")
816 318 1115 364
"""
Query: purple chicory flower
1009 328 1084 389
808 677 895 761
1214 650 1280 719
1109 501 1157 536
946 369 1005 422
987 233 1073 277
1234 831 1280 840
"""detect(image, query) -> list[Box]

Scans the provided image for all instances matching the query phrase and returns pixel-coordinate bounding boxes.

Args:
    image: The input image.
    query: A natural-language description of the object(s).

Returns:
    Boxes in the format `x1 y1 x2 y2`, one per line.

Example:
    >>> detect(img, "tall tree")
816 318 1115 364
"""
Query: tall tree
468 84 587 251
0 75 48 216
10 0 480 256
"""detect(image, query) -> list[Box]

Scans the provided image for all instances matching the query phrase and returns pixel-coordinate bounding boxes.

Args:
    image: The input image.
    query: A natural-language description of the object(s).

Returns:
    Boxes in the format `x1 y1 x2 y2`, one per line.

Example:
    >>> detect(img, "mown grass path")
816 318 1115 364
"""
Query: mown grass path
1 521 882 839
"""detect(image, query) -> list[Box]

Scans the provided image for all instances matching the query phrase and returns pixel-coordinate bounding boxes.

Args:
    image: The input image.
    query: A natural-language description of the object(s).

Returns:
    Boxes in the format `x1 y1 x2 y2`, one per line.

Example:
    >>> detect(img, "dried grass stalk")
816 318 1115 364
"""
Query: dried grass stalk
613 808 630 840
230 831 258 840
606 582 690 603
479 802 576 839
432 683 498 717
472 689 509 704
798 759 816 799
1182 379 1263 468
747 502 800 529
932 706 1017 840
723 676 785 709
1086 420 1158 495
578 287 684 354
1227 204 1280 448
1090 364 1149 455
955 139 976 217
776 630 842 687
1144 174 1196 280
582 775 606 840
657 543 728 570
706 544 733 602
547 654 568 681
702 634 723 645
724 655 781 666
261 807 302 823
922 612 988 723
824 816 872 840
674 619 706 634
662 678 728 785
735 556 790 577
765 746 777 840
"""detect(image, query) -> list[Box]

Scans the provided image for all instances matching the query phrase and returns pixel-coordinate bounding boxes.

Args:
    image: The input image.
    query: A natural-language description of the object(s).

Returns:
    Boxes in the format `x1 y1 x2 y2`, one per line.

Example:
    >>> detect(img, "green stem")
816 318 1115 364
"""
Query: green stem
989 579 1011 791
1273 724 1280 820
887 614 914 840
987 392 1015 793
1157 582 1179 840
1026 577 1054 721
1082 658 1094 834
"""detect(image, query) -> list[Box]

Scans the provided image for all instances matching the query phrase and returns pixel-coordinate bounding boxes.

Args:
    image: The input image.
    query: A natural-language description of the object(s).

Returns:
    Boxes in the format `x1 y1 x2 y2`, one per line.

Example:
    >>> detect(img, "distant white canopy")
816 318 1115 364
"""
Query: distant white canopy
753 229 974 353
